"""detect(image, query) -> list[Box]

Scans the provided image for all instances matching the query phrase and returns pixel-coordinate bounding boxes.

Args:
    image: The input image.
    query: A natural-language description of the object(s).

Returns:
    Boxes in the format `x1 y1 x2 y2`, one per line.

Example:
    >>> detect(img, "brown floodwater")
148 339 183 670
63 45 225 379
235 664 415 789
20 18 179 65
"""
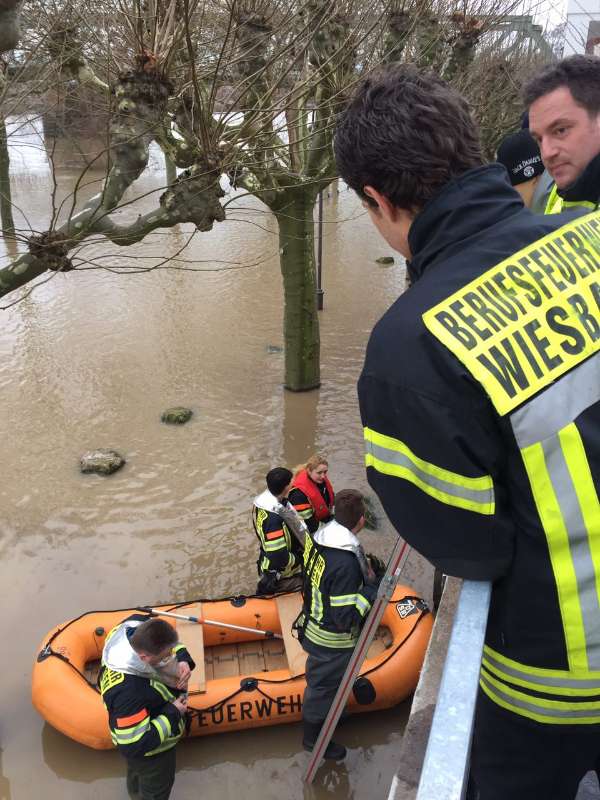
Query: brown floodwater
0 118 432 799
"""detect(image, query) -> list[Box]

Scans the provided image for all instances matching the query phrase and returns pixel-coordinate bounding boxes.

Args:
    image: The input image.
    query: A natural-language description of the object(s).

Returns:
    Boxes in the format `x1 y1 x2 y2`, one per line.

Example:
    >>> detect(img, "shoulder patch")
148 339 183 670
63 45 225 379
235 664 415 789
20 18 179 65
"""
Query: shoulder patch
423 211 600 415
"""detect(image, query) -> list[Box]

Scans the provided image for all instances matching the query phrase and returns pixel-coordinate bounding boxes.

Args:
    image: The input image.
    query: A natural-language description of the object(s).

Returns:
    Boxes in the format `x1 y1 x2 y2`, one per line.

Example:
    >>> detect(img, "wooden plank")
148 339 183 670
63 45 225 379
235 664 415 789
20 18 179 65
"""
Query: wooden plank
237 641 266 675
262 638 287 671
204 648 214 683
275 594 307 678
176 603 206 692
211 643 240 679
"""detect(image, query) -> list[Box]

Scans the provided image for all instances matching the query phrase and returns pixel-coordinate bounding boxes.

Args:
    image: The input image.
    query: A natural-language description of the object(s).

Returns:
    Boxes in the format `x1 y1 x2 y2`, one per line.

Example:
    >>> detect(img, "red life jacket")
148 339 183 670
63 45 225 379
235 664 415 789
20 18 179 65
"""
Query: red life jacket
292 469 334 522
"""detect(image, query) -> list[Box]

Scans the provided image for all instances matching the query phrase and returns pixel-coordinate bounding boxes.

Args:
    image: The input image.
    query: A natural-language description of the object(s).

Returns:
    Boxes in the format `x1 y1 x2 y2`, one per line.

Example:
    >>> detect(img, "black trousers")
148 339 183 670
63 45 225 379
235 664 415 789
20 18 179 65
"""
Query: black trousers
126 746 176 800
469 689 600 800
302 640 353 725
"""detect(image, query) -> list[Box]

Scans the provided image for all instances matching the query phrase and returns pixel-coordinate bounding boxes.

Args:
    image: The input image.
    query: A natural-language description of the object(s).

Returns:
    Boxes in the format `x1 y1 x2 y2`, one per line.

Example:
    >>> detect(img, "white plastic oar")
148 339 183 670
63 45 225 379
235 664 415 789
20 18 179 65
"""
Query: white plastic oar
146 607 283 640
303 537 412 783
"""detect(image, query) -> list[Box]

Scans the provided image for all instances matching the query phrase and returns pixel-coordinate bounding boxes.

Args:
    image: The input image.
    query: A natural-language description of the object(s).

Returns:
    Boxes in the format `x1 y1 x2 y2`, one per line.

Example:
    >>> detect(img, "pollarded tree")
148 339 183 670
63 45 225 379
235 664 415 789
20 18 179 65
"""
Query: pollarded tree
0 0 553 391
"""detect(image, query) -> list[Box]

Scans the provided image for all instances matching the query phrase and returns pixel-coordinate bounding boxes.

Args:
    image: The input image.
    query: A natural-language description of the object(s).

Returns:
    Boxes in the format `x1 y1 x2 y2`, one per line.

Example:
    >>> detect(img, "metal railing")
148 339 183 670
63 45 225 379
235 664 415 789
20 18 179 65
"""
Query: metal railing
411 579 491 800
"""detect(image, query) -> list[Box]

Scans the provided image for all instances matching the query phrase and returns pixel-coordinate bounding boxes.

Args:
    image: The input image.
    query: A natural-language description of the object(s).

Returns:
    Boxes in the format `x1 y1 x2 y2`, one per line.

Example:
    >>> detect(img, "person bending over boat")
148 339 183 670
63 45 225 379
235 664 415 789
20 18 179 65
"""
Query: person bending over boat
252 467 305 595
296 489 378 760
289 454 335 536
100 615 194 800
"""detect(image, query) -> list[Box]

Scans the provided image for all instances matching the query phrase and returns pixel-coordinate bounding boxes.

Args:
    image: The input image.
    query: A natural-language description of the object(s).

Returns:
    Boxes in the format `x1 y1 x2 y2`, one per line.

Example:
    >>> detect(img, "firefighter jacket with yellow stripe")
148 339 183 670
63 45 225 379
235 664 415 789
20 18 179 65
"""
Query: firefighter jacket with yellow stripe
544 151 600 215
359 163 600 726
298 519 378 650
99 615 194 759
252 490 303 578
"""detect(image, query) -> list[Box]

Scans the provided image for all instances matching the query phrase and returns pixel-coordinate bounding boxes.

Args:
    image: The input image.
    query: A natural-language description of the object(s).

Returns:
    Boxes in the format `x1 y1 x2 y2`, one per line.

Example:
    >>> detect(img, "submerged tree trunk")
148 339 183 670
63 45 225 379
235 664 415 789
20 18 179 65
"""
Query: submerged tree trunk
0 113 14 237
274 192 321 392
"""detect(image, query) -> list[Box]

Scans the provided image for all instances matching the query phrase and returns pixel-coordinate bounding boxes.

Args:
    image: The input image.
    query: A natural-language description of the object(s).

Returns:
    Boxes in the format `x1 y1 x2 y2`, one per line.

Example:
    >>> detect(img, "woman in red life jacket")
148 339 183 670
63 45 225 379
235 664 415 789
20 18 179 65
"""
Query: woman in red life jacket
289 454 335 536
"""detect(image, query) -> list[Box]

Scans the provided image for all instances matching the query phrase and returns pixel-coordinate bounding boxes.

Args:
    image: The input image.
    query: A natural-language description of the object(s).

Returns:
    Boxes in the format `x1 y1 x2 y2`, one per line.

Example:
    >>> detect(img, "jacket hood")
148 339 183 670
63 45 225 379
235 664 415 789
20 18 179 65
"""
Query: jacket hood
558 150 600 206
315 519 360 551
253 489 282 513
407 164 524 283
102 621 162 679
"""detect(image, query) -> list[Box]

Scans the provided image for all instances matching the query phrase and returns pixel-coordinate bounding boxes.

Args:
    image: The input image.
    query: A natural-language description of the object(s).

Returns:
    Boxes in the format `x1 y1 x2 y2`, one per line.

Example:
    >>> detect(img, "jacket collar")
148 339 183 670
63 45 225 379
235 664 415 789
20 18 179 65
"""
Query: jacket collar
558 150 600 206
407 164 524 283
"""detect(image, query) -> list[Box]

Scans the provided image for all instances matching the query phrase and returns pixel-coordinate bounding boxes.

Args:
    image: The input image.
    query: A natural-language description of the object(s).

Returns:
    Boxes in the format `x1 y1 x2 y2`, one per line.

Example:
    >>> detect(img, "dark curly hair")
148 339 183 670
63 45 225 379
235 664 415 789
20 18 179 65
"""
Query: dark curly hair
334 63 484 211
523 55 600 117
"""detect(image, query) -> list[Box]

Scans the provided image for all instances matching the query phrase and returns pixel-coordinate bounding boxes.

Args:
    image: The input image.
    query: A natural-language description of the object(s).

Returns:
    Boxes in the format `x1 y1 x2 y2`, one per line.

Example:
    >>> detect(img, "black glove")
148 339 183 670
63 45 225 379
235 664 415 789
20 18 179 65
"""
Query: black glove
257 570 279 595
366 553 386 580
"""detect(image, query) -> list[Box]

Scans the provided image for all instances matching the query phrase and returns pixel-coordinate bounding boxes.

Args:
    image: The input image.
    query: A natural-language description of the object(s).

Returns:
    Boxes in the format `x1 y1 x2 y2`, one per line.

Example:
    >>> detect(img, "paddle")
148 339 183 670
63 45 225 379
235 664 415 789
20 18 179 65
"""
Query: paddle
138 607 283 640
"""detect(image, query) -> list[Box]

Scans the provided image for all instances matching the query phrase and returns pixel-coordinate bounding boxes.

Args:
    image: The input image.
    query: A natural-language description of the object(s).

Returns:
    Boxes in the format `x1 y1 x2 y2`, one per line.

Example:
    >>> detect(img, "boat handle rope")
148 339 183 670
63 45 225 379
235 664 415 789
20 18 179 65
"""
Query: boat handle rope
35 598 430 715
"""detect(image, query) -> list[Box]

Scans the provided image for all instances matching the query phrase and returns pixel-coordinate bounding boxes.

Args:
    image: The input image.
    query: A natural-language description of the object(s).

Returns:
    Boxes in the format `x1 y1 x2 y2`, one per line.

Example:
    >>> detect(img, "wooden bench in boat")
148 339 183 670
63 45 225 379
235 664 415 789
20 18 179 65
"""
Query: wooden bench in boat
167 596 394 693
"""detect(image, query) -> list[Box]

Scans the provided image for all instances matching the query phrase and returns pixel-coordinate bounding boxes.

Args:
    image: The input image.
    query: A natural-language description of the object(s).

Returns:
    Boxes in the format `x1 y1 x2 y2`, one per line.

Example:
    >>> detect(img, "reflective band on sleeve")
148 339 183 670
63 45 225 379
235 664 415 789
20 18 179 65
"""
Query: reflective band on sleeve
364 427 495 514
330 593 371 617
151 715 171 743
150 679 175 702
112 718 151 744
116 708 149 727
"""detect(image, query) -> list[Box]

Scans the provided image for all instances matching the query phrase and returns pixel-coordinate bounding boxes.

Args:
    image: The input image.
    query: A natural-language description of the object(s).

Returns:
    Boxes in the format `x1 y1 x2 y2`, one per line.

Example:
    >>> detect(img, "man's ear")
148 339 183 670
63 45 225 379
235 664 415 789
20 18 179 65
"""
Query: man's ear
364 185 398 222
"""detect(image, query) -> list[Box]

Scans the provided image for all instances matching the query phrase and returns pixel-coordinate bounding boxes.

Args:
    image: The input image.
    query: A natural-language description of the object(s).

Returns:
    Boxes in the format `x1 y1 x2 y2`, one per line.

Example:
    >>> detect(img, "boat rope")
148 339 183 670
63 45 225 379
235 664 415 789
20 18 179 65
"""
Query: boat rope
36 594 430 720
183 600 430 722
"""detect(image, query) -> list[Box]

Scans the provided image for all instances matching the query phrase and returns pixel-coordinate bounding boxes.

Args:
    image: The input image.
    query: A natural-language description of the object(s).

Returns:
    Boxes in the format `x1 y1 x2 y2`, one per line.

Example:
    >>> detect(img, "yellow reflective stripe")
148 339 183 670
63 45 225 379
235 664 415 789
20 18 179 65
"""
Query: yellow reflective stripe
151 714 171 743
112 719 151 744
263 536 288 553
150 679 175 702
304 620 356 648
330 593 371 616
145 721 184 756
482 647 600 696
544 184 563 215
481 668 600 724
560 424 600 599
364 426 494 515
311 585 323 622
564 200 597 210
521 439 588 670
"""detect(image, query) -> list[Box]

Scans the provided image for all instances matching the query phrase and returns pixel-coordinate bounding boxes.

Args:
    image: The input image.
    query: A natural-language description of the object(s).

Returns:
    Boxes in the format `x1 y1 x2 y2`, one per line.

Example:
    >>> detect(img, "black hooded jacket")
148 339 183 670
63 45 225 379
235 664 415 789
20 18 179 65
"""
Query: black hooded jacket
359 164 600 725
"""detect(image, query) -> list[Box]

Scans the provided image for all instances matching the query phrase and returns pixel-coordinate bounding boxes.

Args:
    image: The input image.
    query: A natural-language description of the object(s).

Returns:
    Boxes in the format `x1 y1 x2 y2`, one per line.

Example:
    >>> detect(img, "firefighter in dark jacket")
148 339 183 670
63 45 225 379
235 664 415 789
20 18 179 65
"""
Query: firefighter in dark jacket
335 64 600 799
525 55 600 215
252 467 304 594
297 489 378 761
100 614 194 800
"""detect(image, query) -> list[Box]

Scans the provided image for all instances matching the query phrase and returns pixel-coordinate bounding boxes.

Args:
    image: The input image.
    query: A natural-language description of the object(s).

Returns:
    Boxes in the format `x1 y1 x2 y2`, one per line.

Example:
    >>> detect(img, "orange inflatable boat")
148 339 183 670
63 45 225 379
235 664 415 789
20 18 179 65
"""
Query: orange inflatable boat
32 587 432 749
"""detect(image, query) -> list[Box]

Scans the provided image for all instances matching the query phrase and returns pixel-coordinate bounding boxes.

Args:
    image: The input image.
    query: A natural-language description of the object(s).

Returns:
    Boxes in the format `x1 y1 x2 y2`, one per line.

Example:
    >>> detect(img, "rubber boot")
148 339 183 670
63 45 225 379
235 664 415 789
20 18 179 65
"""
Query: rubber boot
302 721 347 761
